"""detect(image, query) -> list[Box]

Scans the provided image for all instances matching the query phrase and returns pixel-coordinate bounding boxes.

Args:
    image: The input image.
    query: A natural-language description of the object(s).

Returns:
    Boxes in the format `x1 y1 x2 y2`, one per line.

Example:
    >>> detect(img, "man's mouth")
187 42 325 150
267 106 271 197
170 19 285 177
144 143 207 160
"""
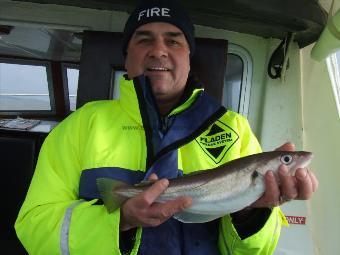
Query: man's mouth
146 67 170 72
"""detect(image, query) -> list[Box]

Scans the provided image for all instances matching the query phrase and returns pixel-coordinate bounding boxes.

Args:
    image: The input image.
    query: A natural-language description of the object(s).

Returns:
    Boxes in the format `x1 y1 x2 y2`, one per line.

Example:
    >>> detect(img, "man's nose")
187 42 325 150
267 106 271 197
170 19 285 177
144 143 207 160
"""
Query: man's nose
148 41 168 58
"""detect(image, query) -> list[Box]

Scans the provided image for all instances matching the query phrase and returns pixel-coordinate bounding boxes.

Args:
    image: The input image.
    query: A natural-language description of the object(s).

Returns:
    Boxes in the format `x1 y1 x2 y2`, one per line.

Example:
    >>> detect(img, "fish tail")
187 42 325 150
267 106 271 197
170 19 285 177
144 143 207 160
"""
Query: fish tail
96 178 130 213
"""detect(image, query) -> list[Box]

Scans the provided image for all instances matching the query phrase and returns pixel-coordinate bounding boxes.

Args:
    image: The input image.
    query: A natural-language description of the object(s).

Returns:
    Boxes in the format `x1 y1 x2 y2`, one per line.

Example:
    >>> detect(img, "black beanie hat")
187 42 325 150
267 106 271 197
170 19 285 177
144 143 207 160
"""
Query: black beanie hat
122 0 195 57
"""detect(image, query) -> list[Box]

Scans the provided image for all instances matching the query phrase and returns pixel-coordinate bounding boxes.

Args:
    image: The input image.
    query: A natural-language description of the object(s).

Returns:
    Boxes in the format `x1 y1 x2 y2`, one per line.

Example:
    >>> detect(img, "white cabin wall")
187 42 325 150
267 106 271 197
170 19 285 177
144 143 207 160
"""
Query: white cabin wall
258 42 304 150
255 41 315 255
301 45 340 255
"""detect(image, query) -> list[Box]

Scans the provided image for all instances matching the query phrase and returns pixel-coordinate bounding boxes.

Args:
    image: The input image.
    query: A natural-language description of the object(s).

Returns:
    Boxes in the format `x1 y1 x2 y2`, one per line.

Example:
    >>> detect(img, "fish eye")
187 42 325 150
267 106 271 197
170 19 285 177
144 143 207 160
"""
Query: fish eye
280 154 293 165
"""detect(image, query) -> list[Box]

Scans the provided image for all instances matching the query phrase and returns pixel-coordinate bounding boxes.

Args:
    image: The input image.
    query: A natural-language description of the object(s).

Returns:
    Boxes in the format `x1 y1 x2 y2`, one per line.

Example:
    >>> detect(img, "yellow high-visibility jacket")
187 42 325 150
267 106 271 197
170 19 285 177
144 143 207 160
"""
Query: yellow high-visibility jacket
15 75 287 255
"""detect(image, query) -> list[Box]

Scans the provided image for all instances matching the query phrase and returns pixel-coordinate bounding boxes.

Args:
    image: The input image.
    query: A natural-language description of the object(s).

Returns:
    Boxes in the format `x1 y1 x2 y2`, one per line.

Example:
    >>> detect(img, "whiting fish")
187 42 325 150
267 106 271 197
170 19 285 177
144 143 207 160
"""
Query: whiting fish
97 151 312 223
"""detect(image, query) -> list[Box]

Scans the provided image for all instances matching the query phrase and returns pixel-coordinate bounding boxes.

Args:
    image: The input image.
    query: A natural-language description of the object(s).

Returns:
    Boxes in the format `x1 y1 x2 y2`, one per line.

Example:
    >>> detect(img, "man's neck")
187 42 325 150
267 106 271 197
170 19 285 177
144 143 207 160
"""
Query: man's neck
156 95 182 117
155 76 200 117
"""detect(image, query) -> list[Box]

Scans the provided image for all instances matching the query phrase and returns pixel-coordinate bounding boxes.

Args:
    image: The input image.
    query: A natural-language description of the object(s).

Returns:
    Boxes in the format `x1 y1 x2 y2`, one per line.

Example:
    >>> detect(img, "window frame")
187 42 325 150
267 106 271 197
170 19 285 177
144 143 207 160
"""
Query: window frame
224 43 253 117
0 57 56 116
61 62 80 112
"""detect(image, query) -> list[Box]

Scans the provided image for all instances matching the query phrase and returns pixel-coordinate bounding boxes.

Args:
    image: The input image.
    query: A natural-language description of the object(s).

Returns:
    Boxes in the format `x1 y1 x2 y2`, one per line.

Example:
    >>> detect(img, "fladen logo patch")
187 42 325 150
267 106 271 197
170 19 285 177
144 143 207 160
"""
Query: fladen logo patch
196 121 239 163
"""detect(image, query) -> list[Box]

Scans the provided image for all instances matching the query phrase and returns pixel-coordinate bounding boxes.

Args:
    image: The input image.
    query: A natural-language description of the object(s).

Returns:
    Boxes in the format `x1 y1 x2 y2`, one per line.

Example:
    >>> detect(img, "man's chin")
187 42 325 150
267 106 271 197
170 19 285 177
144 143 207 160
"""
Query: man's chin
151 89 167 98
149 82 169 95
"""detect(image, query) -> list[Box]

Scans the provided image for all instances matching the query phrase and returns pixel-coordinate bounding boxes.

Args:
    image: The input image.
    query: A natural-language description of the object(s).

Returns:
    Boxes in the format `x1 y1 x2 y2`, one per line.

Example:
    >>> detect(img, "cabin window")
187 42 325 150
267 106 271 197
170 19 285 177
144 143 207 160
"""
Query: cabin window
223 44 252 116
326 51 340 118
0 59 53 112
63 65 79 111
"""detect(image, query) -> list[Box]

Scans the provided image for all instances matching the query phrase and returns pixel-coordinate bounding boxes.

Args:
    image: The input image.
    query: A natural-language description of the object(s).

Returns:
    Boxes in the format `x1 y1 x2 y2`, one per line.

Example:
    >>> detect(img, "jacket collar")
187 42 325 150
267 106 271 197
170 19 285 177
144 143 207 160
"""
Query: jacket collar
119 74 204 125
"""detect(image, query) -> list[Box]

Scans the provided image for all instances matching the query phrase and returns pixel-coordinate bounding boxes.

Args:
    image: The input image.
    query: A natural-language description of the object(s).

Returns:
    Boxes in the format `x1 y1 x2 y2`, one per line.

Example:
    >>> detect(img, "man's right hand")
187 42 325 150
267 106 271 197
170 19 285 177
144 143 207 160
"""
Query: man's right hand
119 174 192 231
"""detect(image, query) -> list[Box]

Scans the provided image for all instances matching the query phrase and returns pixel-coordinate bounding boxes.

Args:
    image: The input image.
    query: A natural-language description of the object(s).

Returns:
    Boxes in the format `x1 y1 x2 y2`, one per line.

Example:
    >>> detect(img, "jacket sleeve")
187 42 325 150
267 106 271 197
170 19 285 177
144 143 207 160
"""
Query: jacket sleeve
14 104 122 255
218 115 288 255
219 207 288 254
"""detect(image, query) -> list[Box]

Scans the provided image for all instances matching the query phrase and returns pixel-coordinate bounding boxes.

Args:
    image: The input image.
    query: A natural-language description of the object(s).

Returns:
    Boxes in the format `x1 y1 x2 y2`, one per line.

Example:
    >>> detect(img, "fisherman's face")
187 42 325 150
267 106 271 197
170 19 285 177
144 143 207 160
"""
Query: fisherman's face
125 22 190 103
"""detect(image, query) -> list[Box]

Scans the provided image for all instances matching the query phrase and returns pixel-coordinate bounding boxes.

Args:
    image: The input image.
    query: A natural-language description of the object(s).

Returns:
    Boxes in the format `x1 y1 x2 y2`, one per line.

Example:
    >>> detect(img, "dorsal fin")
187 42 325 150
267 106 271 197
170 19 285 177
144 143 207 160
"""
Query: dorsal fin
134 180 157 187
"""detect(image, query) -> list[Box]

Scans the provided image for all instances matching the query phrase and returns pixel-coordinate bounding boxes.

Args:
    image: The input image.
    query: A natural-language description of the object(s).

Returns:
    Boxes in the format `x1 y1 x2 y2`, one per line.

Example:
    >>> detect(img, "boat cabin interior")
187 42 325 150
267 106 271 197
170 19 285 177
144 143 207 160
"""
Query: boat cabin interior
0 0 339 254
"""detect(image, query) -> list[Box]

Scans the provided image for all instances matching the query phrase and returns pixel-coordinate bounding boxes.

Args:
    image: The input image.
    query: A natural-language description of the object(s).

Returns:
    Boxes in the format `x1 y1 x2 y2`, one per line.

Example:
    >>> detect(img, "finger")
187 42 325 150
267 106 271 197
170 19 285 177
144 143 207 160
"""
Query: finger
265 171 281 206
252 171 280 208
295 168 314 200
135 196 192 228
155 196 192 214
137 179 169 206
278 164 298 200
141 197 192 227
275 142 295 151
308 170 319 192
149 196 192 224
148 173 159 181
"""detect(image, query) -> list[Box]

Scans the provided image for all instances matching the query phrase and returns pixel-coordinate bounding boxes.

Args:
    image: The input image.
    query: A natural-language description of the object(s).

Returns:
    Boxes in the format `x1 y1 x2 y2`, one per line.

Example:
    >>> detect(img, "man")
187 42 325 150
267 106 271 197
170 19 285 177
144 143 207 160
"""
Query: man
15 0 318 254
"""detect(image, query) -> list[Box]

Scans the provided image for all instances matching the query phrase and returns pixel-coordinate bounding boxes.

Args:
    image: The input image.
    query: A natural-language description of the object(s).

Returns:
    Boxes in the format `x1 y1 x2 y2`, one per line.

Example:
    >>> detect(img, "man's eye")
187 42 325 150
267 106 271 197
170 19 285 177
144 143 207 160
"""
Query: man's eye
168 40 180 46
138 38 151 44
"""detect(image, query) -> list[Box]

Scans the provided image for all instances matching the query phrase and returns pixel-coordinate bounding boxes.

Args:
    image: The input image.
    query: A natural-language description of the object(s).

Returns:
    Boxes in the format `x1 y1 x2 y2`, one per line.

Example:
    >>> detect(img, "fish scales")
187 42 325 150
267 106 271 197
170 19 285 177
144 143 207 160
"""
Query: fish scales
97 151 313 223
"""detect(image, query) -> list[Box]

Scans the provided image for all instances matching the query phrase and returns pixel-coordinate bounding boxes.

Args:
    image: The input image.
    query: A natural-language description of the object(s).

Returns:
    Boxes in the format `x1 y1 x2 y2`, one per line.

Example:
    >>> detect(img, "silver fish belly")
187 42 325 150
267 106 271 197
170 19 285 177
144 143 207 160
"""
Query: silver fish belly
97 151 313 223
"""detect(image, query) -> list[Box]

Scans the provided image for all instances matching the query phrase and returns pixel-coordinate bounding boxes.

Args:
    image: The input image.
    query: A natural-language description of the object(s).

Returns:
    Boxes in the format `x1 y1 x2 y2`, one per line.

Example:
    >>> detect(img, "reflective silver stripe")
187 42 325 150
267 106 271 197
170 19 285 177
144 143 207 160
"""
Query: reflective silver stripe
60 200 84 255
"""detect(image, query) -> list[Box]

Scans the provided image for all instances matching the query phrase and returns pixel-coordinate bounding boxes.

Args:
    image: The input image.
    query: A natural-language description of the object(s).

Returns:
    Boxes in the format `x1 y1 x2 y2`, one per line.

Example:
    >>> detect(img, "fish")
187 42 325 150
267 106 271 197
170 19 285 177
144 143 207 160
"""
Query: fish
96 151 313 223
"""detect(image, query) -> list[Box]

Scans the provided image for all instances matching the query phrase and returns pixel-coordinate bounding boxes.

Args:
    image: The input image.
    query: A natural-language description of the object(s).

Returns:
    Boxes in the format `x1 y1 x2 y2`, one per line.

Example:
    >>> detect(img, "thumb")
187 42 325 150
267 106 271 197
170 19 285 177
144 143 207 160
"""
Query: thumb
275 142 295 151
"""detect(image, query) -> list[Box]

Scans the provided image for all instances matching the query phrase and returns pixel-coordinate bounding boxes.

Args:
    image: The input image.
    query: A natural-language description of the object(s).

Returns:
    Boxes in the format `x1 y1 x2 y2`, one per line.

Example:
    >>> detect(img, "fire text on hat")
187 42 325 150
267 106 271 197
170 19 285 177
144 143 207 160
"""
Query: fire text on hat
138 8 171 21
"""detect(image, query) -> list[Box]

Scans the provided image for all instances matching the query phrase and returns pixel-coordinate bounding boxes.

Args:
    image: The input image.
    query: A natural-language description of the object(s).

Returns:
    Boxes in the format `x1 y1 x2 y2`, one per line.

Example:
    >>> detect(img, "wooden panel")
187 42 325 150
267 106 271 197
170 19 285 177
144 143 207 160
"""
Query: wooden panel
77 31 125 108
191 38 228 102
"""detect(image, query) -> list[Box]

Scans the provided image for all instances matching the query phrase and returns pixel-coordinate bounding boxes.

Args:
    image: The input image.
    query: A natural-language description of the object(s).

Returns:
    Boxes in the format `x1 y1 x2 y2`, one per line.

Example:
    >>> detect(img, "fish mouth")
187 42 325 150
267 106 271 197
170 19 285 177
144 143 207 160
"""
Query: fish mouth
300 152 313 167
292 151 313 174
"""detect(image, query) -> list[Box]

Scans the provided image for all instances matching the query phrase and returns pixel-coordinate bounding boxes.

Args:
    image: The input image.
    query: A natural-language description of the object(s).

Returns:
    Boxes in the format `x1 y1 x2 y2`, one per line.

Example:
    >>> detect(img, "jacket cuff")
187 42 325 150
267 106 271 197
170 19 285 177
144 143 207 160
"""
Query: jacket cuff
231 207 272 239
